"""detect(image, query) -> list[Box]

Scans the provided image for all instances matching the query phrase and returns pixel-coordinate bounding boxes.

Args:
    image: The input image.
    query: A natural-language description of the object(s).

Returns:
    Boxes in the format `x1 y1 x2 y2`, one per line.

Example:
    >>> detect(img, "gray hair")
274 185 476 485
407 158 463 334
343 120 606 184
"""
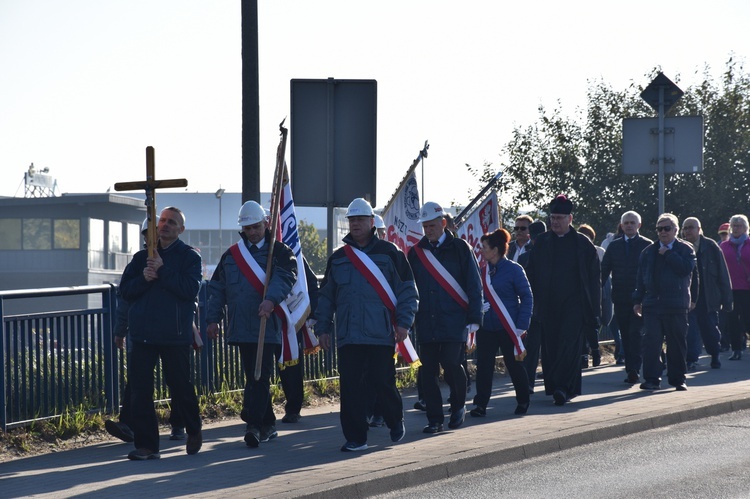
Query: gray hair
657 213 679 229
621 210 641 224
730 214 749 229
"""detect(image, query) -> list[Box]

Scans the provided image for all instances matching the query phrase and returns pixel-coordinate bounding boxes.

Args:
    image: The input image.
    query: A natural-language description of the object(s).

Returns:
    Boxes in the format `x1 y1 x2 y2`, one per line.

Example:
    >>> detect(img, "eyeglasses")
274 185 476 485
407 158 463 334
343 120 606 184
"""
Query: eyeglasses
513 226 528 232
655 226 673 232
682 226 698 231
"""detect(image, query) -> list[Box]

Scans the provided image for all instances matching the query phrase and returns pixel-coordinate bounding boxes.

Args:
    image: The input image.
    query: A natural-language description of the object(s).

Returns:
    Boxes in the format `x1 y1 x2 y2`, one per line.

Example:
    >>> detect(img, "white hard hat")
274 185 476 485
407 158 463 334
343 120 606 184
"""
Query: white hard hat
418 201 446 223
237 201 267 227
345 198 374 218
141 218 148 234
374 214 386 229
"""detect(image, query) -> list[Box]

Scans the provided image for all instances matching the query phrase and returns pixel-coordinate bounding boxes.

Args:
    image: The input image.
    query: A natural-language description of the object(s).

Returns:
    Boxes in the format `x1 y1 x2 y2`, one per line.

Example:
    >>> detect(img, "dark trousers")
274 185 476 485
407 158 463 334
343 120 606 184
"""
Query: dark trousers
128 342 201 452
337 344 403 444
239 343 277 429
276 343 304 416
728 290 750 351
687 304 721 362
522 320 542 392
614 302 643 375
118 382 184 430
419 341 466 424
474 327 529 408
642 311 688 386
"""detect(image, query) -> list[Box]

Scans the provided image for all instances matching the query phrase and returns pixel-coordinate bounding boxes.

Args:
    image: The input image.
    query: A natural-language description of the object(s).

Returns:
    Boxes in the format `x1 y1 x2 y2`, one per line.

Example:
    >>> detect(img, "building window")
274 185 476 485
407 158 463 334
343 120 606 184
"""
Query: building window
53 219 80 249
0 219 22 250
23 219 52 250
127 223 141 254
89 219 105 268
109 221 123 253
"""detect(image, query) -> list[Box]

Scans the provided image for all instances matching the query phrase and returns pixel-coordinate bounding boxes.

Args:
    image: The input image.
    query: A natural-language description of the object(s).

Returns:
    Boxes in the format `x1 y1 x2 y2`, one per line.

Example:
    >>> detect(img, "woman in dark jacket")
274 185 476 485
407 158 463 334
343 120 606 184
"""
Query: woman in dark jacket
470 229 533 417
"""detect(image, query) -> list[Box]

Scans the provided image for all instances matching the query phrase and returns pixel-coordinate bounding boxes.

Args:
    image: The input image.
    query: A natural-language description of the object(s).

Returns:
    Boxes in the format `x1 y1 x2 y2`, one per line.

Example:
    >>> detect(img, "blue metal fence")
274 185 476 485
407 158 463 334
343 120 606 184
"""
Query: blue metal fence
0 282 340 431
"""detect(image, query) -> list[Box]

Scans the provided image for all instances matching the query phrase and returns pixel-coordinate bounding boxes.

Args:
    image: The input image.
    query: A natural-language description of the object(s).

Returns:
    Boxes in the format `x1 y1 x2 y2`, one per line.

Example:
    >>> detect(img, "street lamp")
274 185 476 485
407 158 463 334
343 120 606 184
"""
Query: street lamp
215 187 225 262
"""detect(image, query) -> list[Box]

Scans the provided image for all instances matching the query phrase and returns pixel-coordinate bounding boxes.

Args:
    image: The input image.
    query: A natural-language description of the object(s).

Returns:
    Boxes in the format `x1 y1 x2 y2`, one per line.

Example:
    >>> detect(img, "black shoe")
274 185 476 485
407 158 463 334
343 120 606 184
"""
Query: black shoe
390 420 406 442
422 422 444 434
244 427 260 448
625 371 640 384
186 431 202 455
341 441 368 452
675 383 687 391
281 413 301 423
711 355 722 369
368 415 385 427
259 425 277 442
639 382 660 390
553 390 567 406
448 407 465 429
591 349 601 367
469 406 486 417
170 426 186 441
581 355 589 369
413 399 426 411
514 403 529 415
105 420 134 443
729 351 742 360
536 371 544 379
127 448 160 460
686 361 698 372
616 358 626 365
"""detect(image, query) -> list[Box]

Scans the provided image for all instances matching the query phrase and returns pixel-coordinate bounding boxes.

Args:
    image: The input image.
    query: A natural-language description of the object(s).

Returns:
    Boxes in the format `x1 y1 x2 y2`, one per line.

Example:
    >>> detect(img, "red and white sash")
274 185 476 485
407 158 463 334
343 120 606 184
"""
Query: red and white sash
343 245 421 367
482 264 525 357
412 245 477 352
411 245 469 309
229 242 298 368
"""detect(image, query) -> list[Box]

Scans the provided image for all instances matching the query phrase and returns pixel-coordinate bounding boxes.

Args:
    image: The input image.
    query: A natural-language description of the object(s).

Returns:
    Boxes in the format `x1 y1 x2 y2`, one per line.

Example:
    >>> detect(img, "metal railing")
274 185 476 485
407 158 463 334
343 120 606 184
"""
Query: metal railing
0 285 119 430
0 282 341 431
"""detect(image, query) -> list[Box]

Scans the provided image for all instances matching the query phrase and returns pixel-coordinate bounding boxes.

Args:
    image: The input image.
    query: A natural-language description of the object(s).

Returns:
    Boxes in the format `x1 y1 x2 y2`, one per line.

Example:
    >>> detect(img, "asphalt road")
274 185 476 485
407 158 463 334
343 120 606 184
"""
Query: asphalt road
374 409 750 499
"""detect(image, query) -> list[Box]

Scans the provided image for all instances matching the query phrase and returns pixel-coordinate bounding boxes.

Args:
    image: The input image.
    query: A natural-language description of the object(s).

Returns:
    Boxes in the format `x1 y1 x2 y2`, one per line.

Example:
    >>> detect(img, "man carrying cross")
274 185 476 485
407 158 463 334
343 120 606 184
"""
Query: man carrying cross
118 206 203 460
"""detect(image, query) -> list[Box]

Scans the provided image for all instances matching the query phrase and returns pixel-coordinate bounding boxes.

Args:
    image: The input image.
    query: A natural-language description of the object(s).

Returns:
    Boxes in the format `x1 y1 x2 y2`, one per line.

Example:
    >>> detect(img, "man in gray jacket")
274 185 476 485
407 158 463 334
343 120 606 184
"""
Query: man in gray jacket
681 217 733 369
207 200 297 448
316 198 419 452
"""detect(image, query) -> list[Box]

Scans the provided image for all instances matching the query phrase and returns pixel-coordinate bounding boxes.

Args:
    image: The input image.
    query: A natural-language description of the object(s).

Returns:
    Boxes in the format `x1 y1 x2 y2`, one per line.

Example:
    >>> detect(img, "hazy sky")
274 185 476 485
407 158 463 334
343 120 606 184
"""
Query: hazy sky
2 0 749 211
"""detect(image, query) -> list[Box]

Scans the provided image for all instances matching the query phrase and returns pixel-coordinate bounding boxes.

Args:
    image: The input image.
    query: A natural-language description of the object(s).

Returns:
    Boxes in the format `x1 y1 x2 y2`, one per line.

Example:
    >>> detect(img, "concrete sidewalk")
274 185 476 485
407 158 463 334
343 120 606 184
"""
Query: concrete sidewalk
3 354 750 498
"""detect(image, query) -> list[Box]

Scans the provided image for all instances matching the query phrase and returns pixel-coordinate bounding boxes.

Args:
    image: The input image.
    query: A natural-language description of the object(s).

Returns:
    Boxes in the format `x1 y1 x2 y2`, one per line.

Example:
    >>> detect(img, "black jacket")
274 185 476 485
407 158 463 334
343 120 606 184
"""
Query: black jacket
526 227 601 325
633 238 697 312
601 234 653 305
692 234 733 312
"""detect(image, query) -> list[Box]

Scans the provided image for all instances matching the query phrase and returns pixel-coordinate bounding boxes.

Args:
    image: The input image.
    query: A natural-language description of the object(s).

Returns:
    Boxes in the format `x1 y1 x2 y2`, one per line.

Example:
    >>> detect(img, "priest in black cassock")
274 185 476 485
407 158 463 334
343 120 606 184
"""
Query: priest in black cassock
526 195 601 406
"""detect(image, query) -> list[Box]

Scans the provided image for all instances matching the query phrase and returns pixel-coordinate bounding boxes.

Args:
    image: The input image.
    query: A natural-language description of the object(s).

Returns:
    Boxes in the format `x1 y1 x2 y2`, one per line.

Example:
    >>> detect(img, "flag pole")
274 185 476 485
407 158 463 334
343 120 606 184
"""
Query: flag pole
454 171 502 229
254 120 288 380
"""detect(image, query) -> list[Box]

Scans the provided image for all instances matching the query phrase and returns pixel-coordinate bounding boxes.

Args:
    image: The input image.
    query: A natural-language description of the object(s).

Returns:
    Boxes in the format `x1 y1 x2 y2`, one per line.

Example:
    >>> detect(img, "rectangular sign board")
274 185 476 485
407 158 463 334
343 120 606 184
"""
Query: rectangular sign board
290 79 377 207
622 116 703 175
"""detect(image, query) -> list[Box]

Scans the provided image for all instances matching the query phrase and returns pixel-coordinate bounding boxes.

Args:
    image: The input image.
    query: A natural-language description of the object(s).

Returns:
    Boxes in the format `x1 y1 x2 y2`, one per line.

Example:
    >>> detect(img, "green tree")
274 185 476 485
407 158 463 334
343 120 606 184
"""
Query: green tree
491 58 750 243
298 220 327 275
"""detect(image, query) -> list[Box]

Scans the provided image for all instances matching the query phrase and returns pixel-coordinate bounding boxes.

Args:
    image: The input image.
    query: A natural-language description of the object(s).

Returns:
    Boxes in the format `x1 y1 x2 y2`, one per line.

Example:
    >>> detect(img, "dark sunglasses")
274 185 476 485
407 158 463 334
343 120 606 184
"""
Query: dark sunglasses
513 226 528 231
655 226 673 232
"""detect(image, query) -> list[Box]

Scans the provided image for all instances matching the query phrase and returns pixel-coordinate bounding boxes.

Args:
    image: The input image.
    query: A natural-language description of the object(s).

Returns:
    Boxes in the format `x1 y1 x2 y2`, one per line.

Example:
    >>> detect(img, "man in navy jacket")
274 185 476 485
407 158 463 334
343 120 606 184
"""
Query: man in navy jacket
633 213 697 391
407 202 482 434
119 207 203 460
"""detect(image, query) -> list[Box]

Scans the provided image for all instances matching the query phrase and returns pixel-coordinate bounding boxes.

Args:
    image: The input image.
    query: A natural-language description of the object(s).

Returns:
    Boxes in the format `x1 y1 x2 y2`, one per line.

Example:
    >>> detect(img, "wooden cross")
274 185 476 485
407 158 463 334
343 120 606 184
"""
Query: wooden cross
114 146 188 258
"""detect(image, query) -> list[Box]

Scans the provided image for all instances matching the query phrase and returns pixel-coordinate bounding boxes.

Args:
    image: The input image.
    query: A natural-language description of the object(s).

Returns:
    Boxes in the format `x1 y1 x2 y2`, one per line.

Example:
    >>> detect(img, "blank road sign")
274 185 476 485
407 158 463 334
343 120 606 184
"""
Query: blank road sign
622 116 704 175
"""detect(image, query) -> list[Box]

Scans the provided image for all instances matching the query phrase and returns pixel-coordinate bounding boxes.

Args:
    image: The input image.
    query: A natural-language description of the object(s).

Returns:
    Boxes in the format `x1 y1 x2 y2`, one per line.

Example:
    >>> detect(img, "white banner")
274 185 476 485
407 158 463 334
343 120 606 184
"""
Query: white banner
456 191 499 266
382 172 422 253
279 164 311 331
